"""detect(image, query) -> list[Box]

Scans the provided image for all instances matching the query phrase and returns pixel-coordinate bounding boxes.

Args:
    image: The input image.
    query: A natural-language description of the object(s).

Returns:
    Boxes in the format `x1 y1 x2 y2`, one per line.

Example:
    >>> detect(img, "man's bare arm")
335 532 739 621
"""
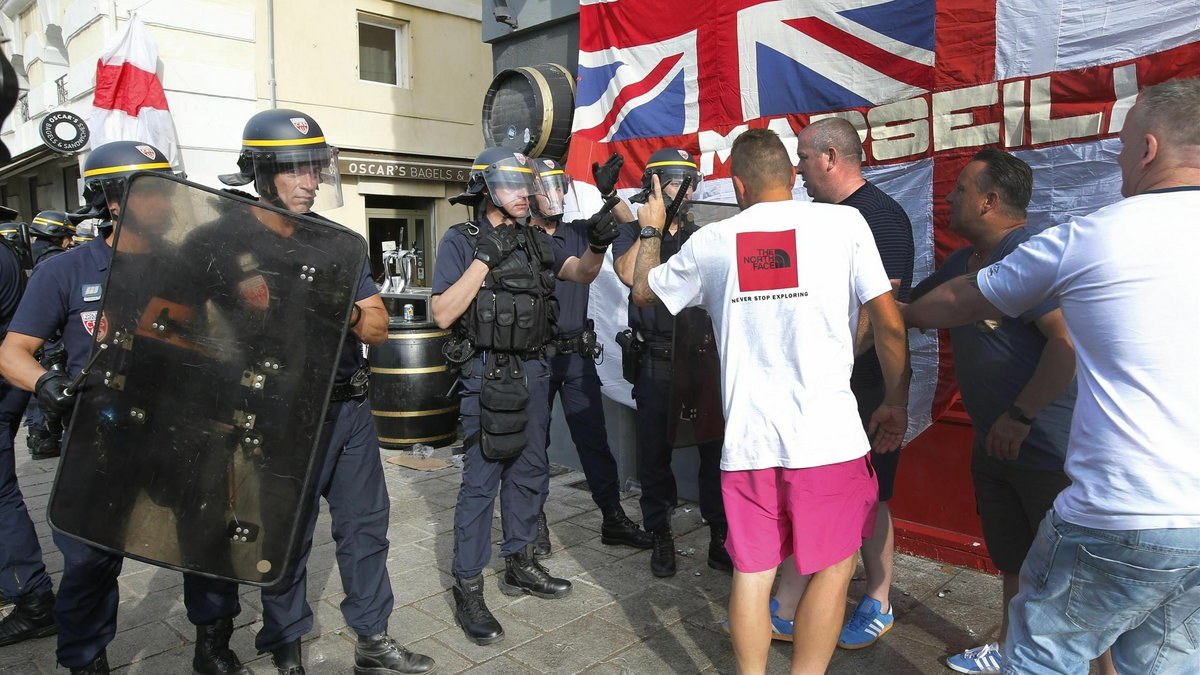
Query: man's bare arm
630 175 667 307
614 237 639 287
0 333 49 392
352 294 389 347
863 291 911 452
904 273 1005 329
984 308 1076 460
431 261 490 329
559 248 605 284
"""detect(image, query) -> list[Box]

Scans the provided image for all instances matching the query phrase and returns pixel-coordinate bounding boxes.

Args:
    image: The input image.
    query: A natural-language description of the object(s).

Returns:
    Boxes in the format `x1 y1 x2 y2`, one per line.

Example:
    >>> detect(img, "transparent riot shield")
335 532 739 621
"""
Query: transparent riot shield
48 173 366 586
667 201 740 448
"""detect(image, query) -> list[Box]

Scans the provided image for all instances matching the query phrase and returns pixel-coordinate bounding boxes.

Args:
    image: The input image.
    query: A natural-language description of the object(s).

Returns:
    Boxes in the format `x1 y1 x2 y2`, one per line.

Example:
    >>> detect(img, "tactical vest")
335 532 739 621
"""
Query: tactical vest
453 221 558 354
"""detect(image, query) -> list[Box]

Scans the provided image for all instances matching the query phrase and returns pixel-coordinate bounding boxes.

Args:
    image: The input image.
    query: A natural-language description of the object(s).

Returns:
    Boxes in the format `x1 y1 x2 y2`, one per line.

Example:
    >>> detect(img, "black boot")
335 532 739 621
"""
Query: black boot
27 425 60 460
0 591 56 646
70 650 109 674
707 523 733 573
599 503 653 549
532 509 552 559
270 640 305 675
498 544 572 599
452 574 503 646
193 617 248 675
650 527 676 578
353 633 435 674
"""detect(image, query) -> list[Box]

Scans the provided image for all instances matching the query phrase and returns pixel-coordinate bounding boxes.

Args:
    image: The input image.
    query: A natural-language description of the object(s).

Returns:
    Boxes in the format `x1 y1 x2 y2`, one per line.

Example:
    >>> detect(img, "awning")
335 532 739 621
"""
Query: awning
0 145 62 182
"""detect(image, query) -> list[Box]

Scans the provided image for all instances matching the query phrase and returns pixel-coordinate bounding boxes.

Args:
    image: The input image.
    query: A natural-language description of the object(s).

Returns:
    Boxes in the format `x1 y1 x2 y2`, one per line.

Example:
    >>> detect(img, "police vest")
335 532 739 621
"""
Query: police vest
454 221 558 354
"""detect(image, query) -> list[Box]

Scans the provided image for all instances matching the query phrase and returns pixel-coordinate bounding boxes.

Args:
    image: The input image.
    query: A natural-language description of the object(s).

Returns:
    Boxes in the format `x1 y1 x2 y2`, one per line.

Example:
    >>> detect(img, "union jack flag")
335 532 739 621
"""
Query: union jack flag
573 0 1200 446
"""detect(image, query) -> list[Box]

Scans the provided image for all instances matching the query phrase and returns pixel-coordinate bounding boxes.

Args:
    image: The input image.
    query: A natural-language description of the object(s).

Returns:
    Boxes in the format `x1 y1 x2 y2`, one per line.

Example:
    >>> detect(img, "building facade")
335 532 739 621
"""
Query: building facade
0 0 493 283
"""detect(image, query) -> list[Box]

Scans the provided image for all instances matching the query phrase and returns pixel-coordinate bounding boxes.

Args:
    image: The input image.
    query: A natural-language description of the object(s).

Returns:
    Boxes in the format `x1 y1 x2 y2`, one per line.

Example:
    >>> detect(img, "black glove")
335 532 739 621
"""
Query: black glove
473 225 519 269
591 153 624 198
584 210 619 251
35 371 76 418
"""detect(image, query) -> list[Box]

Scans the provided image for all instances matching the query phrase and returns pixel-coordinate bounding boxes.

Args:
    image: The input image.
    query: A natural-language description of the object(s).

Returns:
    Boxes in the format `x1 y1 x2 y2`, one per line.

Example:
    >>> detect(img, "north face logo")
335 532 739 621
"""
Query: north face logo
736 230 798 292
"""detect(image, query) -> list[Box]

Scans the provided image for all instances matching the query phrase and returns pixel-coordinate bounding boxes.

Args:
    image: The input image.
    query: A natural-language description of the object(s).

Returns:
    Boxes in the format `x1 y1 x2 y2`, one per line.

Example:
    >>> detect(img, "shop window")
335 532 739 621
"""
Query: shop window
358 15 408 87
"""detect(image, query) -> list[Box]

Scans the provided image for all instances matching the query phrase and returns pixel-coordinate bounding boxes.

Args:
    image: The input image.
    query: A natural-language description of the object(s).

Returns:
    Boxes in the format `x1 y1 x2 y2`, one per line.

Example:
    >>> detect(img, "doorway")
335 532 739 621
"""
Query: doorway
365 205 431 287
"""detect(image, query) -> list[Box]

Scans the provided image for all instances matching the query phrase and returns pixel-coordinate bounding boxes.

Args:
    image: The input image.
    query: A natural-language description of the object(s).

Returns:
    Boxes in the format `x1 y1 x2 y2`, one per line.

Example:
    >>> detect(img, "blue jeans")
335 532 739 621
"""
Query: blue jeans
1004 509 1200 674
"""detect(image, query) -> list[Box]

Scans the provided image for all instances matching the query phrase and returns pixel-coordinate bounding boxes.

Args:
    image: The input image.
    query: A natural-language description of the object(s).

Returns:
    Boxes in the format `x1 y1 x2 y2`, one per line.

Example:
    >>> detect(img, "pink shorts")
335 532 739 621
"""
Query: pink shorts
721 456 879 575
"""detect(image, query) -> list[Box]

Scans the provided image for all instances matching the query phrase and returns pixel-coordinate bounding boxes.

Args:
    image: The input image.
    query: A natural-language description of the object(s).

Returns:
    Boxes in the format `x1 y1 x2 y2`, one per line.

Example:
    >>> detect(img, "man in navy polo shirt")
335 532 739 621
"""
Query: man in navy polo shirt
0 141 245 675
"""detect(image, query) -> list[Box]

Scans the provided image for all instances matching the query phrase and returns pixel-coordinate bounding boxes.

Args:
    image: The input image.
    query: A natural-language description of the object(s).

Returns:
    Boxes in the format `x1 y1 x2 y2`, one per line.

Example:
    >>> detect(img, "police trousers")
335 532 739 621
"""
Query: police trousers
632 355 725 533
0 380 50 602
256 397 393 653
547 351 619 507
53 533 238 667
453 354 551 579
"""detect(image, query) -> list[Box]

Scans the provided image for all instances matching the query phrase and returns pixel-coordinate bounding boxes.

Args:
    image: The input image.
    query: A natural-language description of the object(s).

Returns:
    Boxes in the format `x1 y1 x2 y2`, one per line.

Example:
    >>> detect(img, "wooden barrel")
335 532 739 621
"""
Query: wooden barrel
368 319 460 448
482 63 575 161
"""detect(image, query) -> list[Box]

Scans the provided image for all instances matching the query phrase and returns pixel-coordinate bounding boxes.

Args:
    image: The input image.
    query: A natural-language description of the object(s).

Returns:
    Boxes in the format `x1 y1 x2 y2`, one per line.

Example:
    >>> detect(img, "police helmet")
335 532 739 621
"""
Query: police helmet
462 146 541 215
80 141 175 220
530 157 571 219
219 108 342 212
0 222 32 268
639 147 701 197
72 220 100 244
29 210 75 240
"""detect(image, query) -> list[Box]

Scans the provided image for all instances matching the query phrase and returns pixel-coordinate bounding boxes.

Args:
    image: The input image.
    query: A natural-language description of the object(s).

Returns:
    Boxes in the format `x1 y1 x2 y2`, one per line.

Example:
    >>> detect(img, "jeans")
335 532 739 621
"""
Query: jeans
1004 509 1200 674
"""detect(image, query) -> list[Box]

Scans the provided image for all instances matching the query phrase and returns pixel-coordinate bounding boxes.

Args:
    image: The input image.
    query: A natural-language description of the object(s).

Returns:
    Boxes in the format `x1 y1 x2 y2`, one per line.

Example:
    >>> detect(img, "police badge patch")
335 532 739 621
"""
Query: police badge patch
239 274 270 309
290 118 310 135
96 312 109 342
81 283 102 302
136 145 157 160
80 310 98 335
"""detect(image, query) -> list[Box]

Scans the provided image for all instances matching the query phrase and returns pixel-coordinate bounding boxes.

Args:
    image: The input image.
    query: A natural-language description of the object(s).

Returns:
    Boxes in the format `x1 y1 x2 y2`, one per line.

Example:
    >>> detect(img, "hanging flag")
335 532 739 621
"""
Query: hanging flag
89 16 184 172
569 0 1200 442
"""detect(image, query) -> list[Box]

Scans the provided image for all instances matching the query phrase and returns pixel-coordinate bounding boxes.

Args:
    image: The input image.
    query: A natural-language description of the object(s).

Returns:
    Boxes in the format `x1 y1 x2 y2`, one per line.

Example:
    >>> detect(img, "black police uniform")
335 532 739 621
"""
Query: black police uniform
169 208 395 653
0 235 48 632
545 220 622 506
433 217 567 579
6 237 241 667
23 240 69 458
611 220 726 534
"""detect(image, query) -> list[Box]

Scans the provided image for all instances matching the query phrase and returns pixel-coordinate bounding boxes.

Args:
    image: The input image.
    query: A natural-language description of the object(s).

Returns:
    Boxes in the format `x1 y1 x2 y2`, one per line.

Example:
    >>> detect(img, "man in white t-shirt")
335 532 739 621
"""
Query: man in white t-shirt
905 78 1200 674
630 128 910 674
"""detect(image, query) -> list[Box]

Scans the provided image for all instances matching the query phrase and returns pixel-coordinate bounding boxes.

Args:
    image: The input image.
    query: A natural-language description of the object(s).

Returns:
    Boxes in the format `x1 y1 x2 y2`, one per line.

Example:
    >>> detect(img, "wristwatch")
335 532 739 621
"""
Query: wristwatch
639 225 662 240
1007 405 1035 425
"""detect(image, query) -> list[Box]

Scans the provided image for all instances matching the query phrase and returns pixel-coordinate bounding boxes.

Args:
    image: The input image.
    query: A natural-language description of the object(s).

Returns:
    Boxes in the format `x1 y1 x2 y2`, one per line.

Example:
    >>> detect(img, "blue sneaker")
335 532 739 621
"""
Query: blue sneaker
837 596 893 649
720 597 795 642
768 597 794 642
946 642 1003 673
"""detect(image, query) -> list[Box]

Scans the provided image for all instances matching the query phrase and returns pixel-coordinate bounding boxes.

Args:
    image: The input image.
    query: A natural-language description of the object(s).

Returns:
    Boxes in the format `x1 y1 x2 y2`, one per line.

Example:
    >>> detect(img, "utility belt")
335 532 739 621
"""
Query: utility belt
551 320 601 358
615 330 673 384
329 367 370 402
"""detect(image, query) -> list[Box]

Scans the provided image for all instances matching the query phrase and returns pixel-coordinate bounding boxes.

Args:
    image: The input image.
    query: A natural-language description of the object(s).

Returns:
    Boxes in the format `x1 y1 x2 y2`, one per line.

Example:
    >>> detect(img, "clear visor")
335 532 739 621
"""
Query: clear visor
74 220 100 243
108 174 185 248
533 169 571 218
252 146 343 214
654 165 702 199
482 156 542 217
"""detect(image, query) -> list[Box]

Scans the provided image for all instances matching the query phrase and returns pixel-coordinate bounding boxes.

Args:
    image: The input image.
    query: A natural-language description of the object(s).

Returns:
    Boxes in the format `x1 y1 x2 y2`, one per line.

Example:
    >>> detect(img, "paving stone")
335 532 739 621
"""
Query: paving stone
508 615 639 674
592 583 713 637
463 654 545 674
601 621 731 674
397 634 475 674
434 607 542 663
499 577 617 632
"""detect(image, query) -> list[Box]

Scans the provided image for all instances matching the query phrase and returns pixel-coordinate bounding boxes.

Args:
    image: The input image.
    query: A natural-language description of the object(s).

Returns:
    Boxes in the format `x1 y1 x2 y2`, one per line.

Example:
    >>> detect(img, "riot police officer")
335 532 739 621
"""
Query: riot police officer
23 210 75 460
611 148 730 577
525 156 650 557
432 146 617 646
0 210 53 648
215 108 433 675
0 141 246 674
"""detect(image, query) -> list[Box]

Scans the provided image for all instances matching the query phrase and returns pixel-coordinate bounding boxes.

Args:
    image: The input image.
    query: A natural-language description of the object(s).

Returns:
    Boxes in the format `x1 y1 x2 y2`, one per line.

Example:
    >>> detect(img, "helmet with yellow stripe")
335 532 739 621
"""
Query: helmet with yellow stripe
80 141 175 221
29 210 75 239
530 157 570 219
462 146 541 217
219 108 342 212
640 147 701 197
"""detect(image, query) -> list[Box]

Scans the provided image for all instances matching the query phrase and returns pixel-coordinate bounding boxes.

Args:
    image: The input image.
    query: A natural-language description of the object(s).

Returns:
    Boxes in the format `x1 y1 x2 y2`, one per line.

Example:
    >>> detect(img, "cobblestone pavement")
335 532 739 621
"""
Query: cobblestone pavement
1 438 1013 675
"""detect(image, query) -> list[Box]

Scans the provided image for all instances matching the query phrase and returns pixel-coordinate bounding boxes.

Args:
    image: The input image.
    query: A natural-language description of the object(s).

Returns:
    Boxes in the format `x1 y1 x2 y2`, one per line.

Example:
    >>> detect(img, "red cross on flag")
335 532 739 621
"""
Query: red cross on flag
89 16 183 172
568 0 1200 440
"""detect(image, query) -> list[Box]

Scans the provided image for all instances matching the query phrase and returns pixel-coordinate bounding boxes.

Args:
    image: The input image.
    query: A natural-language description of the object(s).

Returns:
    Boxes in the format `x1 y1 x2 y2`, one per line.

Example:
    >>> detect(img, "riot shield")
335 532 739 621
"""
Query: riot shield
667 201 740 449
48 173 365 586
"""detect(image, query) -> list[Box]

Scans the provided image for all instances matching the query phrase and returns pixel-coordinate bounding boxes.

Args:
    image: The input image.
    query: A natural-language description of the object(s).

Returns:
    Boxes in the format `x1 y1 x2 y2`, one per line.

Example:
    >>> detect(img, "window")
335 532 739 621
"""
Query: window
358 17 408 86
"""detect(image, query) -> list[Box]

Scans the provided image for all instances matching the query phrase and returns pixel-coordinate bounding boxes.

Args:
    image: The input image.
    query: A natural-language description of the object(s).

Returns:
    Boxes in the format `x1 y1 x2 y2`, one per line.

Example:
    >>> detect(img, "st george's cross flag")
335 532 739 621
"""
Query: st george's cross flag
90 16 184 172
567 0 1200 440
